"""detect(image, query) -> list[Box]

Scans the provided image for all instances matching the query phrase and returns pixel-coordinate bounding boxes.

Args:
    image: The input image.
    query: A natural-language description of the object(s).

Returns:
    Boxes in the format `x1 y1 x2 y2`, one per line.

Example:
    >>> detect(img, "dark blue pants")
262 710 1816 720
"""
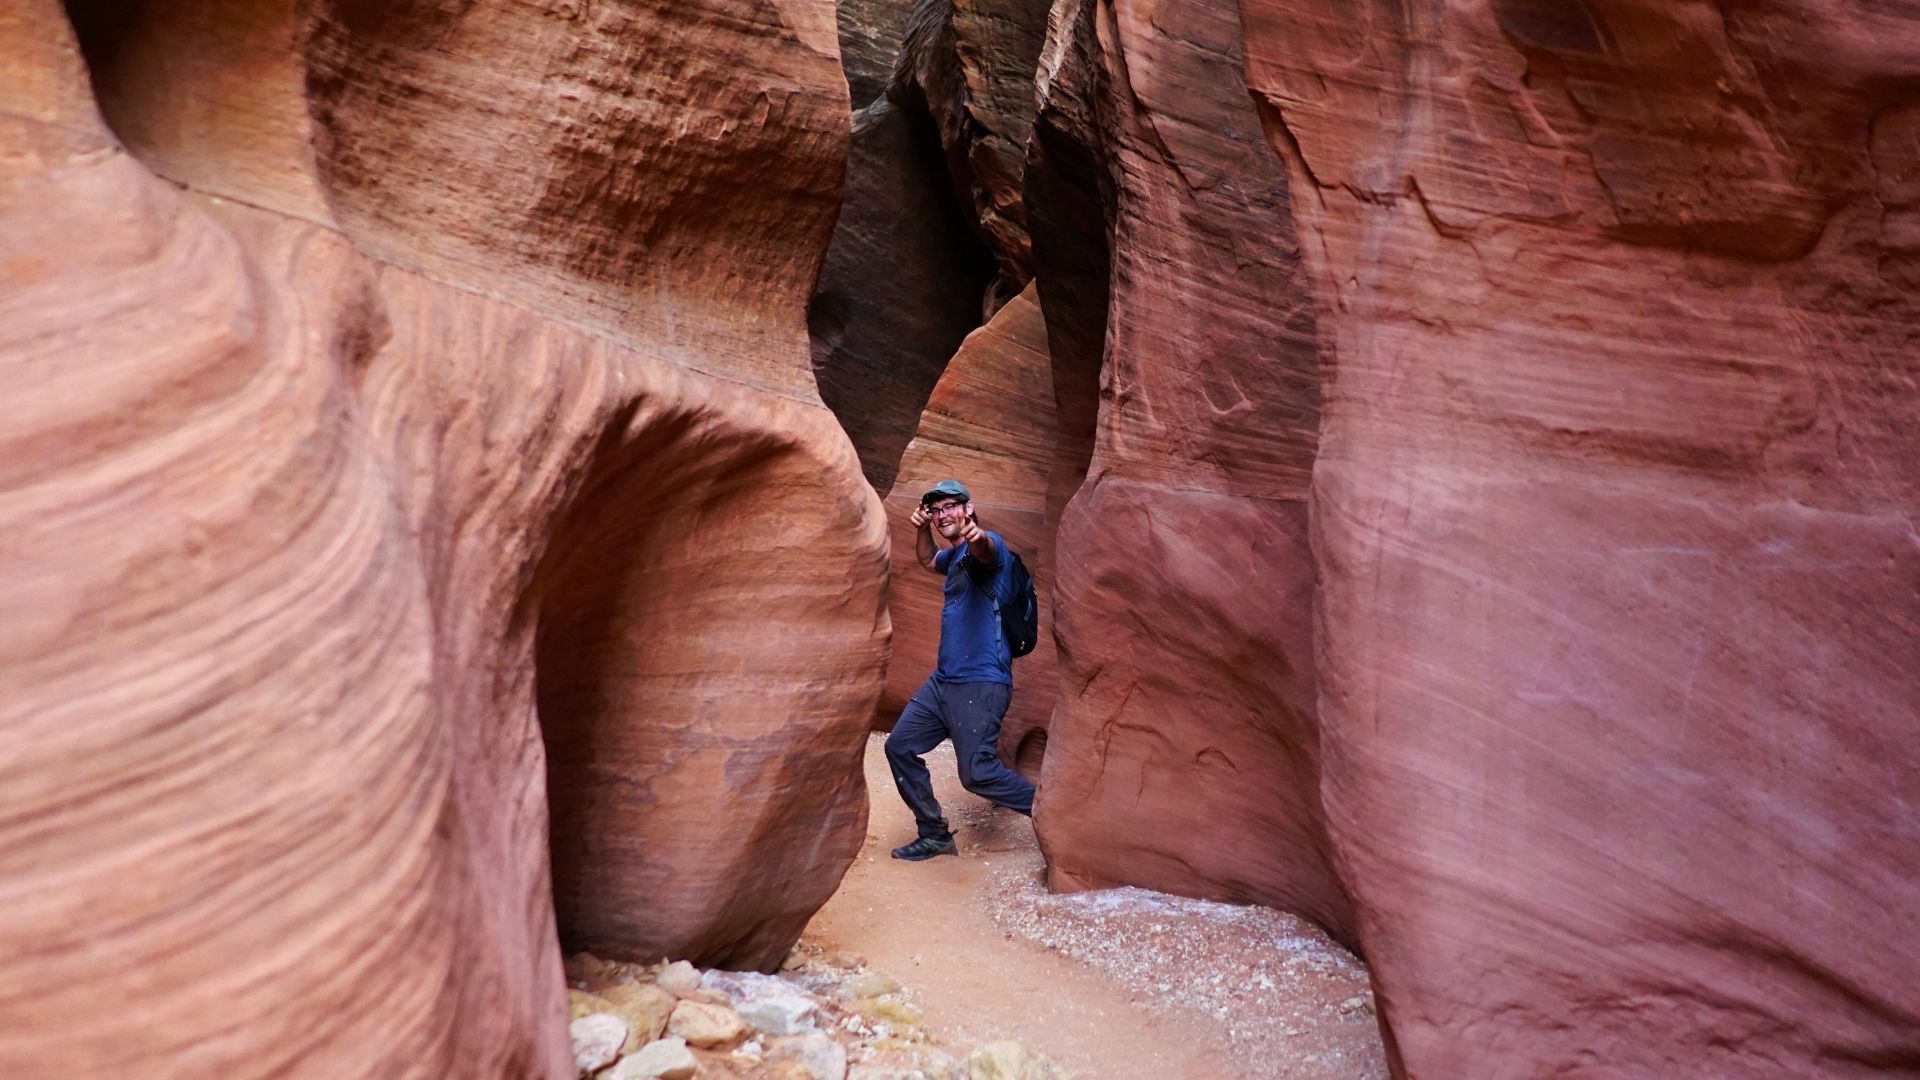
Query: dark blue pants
884 678 1036 840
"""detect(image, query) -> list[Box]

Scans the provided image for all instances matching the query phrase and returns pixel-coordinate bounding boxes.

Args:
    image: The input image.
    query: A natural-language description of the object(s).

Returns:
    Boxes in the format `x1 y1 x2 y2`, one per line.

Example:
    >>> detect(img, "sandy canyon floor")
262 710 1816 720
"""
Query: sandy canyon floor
797 735 1389 1079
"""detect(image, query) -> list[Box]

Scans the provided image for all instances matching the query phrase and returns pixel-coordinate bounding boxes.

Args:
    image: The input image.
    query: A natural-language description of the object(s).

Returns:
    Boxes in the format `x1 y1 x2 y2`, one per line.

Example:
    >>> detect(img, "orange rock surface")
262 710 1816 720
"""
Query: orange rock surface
811 0 998 492
1 2 885 1076
1022 0 1352 944
1243 0 1920 1073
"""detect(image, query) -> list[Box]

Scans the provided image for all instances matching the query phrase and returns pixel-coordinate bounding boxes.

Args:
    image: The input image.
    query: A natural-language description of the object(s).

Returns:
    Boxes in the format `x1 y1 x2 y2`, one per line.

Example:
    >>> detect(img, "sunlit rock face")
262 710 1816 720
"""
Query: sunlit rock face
1021 0 1352 946
1242 0 1920 1075
0 1 886 1076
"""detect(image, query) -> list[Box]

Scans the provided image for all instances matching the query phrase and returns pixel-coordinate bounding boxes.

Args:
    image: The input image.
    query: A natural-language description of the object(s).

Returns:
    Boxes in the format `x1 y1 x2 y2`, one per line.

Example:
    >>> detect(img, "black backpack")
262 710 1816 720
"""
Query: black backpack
960 545 1040 659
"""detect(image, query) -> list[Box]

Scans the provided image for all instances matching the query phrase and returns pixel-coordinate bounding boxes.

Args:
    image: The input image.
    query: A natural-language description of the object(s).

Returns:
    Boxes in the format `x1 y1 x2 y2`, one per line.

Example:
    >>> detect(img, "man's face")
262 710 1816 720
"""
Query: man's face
927 497 972 539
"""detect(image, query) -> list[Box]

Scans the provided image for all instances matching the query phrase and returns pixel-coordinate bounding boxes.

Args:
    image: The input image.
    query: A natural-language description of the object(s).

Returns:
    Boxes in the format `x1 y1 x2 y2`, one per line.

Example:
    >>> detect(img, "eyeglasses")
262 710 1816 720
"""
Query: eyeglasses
927 501 968 517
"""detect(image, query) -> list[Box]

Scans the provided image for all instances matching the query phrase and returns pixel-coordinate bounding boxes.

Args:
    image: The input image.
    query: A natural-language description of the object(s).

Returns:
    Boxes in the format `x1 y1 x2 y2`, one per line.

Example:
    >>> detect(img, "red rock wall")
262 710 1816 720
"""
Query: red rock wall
891 0 1053 299
1021 0 1353 944
880 285 1058 773
811 0 999 493
2 1 885 1075
1242 1 1920 1074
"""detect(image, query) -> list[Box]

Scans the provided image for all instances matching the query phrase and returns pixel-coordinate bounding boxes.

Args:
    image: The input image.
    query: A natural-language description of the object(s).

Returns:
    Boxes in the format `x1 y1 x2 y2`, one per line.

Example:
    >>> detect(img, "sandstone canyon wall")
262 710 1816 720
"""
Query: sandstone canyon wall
10 0 1919 1075
861 0 1920 1073
1022 0 1354 944
1242 1 1920 1075
892 0 1054 300
811 0 998 492
2 2 886 1076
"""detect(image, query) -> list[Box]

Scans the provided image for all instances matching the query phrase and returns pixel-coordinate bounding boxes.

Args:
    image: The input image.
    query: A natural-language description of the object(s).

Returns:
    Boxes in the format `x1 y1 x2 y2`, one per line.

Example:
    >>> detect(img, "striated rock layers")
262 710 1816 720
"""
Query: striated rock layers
1242 1 1920 1075
1022 0 1352 944
880 285 1057 776
892 0 1053 299
810 0 997 493
1 2 886 1077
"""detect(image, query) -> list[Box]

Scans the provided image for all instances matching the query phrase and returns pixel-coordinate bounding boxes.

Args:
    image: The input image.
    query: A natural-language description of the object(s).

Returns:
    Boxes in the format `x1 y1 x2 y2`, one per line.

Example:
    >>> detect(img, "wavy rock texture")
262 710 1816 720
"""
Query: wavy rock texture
1022 0 1109 623
891 0 1052 297
880 285 1057 774
811 0 997 492
1020 0 1352 944
1242 1 1920 1075
1 2 885 1076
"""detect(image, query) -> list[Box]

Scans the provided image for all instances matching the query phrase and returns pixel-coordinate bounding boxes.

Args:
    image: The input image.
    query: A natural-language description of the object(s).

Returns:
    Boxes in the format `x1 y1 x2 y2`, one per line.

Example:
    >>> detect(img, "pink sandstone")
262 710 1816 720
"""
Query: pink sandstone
891 0 1053 299
1242 0 1920 1073
1 2 885 1076
1024 0 1353 944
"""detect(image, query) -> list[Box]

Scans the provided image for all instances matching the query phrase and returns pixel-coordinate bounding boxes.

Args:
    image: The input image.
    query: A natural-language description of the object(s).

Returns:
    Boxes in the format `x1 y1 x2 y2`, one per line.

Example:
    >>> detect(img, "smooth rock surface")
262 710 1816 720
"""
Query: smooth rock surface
1241 0 1920 1075
1023 0 1351 942
1 1 884 1075
813 0 996 492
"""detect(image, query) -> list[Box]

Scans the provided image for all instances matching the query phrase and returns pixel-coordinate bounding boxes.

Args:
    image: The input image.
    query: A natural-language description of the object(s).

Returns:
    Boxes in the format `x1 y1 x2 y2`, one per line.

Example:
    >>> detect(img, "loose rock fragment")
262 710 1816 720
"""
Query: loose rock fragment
658 960 705 997
768 1030 850 1080
610 1036 699 1080
668 999 750 1049
838 971 901 1000
571 989 615 1019
963 1040 1064 1080
737 993 817 1036
566 953 615 990
569 1013 629 1075
602 983 679 1047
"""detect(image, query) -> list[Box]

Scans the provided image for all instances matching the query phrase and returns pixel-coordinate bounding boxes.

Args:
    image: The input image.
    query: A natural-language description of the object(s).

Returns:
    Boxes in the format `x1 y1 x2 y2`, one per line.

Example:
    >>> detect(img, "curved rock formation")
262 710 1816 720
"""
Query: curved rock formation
1022 0 1352 944
2 1 885 1075
1242 1 1920 1074
891 0 1053 297
880 285 1057 775
811 0 997 493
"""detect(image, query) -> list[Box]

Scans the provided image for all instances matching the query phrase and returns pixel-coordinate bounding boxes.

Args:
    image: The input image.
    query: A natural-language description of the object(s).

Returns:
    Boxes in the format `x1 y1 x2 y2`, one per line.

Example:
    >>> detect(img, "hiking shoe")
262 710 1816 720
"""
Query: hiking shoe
890 835 957 861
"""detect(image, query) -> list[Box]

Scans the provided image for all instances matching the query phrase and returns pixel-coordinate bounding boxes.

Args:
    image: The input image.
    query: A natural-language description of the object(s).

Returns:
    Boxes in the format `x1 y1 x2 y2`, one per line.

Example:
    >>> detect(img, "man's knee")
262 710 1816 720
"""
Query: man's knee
884 729 917 762
956 751 1003 794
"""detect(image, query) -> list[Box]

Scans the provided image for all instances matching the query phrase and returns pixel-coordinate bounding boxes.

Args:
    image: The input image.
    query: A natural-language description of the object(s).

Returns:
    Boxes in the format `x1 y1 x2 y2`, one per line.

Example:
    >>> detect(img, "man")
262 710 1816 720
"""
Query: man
884 479 1038 861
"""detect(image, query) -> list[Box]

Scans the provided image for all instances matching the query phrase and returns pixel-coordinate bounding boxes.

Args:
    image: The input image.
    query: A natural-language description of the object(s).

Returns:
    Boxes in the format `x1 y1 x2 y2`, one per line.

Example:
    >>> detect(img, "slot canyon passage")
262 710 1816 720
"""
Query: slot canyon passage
2 0 1917 1078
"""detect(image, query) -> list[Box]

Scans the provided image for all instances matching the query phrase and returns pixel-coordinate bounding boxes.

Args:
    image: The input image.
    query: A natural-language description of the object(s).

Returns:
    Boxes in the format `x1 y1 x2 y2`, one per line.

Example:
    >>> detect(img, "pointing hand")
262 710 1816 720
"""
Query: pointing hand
910 504 931 529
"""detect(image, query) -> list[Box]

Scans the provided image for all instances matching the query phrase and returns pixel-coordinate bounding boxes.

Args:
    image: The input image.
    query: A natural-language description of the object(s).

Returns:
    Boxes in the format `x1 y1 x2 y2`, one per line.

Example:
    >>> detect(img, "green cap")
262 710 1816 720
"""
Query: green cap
920 479 971 506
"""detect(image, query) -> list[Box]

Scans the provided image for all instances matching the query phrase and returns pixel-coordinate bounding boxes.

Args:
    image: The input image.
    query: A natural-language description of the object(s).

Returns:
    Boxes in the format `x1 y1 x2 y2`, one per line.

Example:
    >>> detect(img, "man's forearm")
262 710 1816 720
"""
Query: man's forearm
915 522 939 570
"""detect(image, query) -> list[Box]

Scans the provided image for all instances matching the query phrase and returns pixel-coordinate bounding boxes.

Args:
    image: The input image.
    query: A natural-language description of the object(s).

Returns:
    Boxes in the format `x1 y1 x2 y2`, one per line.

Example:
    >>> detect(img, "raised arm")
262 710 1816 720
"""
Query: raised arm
959 518 996 566
910 502 941 573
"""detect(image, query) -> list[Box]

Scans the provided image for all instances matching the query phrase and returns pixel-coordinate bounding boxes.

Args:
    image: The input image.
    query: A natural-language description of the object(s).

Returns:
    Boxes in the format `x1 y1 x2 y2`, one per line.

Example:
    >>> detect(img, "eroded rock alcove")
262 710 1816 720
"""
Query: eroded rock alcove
6 0 884 1074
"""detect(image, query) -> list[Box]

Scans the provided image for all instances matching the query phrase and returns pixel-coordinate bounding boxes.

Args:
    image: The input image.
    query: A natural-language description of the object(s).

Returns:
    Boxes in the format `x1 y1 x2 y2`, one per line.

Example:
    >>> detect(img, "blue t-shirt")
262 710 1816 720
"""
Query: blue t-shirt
931 531 1014 685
